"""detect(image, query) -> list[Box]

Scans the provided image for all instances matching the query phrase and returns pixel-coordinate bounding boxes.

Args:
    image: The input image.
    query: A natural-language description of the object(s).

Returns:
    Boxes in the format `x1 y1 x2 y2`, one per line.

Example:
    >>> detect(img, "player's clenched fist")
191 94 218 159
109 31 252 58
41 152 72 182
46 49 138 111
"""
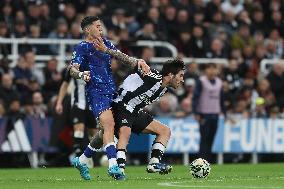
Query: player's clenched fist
79 71 91 82
137 59 150 75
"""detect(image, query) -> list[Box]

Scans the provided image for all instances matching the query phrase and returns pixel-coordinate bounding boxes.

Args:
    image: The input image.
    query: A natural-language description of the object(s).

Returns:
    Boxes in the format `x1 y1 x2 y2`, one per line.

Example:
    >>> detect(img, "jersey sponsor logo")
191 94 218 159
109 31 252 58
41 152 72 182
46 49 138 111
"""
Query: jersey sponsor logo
73 117 79 123
122 119 128 124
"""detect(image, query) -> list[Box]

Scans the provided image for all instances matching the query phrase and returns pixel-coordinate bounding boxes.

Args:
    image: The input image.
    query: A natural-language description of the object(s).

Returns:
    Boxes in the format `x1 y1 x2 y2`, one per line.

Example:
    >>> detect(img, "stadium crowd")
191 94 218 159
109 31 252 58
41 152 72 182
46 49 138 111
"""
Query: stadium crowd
0 0 284 122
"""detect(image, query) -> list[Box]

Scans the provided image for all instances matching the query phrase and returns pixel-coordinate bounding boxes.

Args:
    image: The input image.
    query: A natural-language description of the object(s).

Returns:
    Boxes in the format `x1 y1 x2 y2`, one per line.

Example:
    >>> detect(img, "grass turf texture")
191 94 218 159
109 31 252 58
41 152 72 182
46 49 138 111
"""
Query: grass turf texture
0 164 284 189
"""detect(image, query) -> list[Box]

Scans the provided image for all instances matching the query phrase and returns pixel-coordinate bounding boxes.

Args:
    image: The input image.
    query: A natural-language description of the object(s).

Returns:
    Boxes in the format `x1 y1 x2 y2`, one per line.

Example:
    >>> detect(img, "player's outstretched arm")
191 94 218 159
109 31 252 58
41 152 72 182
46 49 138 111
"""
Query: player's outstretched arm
55 81 69 114
69 64 91 82
93 37 150 74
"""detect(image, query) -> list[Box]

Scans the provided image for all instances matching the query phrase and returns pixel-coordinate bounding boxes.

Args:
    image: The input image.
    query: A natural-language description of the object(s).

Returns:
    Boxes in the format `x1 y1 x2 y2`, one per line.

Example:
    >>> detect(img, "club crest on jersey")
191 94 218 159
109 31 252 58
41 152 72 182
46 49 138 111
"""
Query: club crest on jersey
122 119 128 124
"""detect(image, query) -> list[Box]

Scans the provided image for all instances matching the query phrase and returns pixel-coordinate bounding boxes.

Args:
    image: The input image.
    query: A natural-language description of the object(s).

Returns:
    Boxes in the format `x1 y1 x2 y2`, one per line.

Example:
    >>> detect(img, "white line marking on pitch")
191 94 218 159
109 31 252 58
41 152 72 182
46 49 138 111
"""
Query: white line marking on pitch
157 182 283 189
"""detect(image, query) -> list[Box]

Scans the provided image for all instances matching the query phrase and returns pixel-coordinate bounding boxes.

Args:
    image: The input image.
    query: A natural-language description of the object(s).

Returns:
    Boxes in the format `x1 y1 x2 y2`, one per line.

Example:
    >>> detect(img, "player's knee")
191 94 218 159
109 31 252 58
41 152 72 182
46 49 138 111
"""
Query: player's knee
101 120 115 131
161 126 171 139
119 127 131 139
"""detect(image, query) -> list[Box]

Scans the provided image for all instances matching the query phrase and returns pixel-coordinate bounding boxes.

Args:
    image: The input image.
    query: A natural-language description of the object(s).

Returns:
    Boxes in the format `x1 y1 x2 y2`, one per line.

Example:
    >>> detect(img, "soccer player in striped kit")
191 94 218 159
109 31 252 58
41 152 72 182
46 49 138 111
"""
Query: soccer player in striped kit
79 32 185 179
55 67 97 164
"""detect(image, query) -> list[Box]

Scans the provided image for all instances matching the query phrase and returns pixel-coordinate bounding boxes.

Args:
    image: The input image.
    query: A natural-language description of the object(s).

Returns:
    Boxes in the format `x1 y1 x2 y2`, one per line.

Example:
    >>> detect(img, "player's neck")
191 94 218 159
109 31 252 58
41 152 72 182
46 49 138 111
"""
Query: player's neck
85 36 93 43
85 35 103 43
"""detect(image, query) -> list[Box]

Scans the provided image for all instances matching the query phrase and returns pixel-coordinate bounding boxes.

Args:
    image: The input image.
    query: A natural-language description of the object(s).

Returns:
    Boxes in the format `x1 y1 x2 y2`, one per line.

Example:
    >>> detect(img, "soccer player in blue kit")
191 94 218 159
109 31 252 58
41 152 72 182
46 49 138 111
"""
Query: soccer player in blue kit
68 16 150 180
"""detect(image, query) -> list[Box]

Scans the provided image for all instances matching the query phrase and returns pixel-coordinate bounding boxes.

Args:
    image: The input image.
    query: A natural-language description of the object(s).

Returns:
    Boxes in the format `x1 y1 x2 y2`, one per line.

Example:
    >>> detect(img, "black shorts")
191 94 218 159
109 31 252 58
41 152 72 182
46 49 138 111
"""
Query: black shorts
70 106 97 128
112 103 153 137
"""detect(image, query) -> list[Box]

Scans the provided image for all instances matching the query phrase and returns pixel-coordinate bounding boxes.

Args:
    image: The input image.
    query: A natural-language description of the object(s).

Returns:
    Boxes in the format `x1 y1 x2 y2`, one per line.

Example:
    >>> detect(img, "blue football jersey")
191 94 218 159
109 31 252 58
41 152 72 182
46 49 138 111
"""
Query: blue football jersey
71 38 117 95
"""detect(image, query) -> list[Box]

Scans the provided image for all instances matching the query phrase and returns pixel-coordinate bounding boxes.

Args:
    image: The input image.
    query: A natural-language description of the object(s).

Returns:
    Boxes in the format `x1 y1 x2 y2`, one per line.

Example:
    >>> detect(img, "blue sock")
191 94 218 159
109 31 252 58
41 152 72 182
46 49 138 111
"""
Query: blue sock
83 145 96 158
104 142 117 159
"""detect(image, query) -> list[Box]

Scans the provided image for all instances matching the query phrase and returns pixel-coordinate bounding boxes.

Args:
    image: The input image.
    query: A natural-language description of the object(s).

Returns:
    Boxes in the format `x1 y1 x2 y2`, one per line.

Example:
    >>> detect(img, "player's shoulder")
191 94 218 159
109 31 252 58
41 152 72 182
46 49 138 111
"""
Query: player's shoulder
103 37 116 49
74 41 92 53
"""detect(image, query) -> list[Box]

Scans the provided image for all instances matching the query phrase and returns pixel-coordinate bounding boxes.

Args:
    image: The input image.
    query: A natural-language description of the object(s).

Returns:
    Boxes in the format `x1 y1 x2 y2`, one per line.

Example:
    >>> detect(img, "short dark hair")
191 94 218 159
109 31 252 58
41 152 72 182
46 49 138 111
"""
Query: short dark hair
81 16 100 30
161 59 185 76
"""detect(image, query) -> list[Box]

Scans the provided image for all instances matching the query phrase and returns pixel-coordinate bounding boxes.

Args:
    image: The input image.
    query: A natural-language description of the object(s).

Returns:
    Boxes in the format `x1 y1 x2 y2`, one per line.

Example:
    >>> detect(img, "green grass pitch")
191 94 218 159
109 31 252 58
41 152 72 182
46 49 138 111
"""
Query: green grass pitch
0 163 284 189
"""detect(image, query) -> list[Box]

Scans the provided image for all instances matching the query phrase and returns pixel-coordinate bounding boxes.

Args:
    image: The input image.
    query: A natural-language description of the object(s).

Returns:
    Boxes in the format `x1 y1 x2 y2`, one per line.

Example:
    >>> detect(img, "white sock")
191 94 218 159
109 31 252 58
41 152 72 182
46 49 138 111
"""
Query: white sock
149 142 166 164
149 158 159 164
108 158 117 168
79 154 89 164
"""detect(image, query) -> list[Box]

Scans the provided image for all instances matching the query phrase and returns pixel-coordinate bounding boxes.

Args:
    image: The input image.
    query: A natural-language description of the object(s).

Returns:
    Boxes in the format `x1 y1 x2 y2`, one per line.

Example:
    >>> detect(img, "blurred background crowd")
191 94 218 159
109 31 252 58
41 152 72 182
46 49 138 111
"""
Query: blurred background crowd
0 0 284 125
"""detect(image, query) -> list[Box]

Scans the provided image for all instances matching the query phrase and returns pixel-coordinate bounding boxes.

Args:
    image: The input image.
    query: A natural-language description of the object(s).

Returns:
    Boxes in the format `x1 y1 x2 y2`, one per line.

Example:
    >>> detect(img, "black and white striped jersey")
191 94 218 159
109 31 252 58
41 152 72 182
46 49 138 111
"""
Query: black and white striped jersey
64 69 87 110
114 68 168 113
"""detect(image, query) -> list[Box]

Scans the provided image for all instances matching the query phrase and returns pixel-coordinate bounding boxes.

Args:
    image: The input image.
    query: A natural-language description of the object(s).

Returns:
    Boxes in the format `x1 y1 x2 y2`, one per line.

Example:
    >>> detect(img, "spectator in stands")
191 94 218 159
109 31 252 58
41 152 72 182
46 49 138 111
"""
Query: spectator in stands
48 18 70 54
40 2 55 37
140 47 155 65
146 7 166 40
70 22 83 39
175 9 191 37
267 29 283 58
0 3 13 31
222 80 234 111
254 31 265 46
7 98 25 121
251 97 267 118
222 59 242 94
207 11 226 37
206 38 228 58
14 10 26 24
270 10 284 37
175 96 192 118
231 24 255 49
175 31 191 56
237 10 251 26
0 100 5 118
12 56 32 92
250 8 266 35
221 0 244 16
193 10 205 27
205 0 222 22
228 99 249 123
223 10 238 33
192 63 225 163
117 29 133 55
62 3 76 28
42 58 62 102
186 25 207 57
13 20 27 38
28 24 48 55
0 22 10 57
27 1 41 25
135 22 157 40
184 62 199 88
269 105 281 119
255 79 276 110
149 93 178 117
104 8 127 32
266 63 284 110
30 91 47 118
0 21 9 39
85 6 102 17
0 73 19 110
24 51 44 85
0 58 10 76
163 6 177 42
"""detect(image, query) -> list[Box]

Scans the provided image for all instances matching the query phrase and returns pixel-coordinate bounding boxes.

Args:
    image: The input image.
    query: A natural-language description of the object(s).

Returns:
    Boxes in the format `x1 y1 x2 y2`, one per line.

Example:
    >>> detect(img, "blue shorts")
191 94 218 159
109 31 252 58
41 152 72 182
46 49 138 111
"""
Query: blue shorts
86 92 114 119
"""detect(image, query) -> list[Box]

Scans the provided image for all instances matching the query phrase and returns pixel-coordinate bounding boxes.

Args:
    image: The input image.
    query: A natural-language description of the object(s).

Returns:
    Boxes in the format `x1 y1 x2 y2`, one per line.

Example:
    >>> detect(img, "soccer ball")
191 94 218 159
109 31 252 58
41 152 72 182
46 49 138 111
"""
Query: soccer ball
189 158 211 178
100 155 109 167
